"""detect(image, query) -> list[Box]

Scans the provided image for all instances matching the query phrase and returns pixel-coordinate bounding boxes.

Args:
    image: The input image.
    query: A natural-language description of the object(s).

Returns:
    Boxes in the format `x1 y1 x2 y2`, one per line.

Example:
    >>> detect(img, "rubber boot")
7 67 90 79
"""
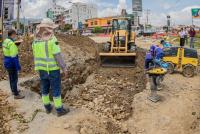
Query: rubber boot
57 107 70 117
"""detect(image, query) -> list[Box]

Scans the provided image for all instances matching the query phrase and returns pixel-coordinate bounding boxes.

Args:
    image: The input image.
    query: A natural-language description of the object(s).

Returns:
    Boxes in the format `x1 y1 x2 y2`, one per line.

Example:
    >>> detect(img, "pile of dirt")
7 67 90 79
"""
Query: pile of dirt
57 34 97 56
0 91 13 134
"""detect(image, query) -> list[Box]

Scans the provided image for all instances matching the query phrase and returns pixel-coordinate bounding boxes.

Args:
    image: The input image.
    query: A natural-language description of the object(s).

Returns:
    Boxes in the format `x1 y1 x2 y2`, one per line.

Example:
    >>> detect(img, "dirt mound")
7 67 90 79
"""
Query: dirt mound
57 34 97 56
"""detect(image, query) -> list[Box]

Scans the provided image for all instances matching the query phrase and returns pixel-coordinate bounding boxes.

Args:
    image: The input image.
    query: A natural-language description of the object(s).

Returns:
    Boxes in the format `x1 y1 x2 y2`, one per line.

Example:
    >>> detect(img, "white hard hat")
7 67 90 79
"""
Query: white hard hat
38 18 58 29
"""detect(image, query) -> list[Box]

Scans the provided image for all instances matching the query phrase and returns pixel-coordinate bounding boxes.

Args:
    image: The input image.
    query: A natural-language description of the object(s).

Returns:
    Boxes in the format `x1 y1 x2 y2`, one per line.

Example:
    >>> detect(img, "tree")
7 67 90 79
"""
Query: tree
63 24 72 32
92 26 103 33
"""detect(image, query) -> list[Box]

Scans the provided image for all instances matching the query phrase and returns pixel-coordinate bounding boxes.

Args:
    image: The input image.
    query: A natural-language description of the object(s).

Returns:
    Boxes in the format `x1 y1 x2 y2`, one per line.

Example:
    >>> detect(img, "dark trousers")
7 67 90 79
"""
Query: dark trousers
145 59 154 69
39 70 61 97
7 69 19 96
39 70 63 112
180 38 185 47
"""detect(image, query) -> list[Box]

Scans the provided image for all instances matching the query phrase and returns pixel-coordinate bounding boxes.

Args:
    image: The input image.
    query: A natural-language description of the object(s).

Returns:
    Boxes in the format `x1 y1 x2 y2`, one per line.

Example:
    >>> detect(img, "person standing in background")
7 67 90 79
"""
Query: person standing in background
2 29 25 99
189 27 196 48
179 28 186 47
184 27 188 45
0 30 2 47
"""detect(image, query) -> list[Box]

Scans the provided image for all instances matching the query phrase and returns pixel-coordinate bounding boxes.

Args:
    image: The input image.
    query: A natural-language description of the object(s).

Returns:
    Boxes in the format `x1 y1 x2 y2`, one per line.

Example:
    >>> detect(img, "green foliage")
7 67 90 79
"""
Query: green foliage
92 26 103 33
195 33 200 38
63 24 72 32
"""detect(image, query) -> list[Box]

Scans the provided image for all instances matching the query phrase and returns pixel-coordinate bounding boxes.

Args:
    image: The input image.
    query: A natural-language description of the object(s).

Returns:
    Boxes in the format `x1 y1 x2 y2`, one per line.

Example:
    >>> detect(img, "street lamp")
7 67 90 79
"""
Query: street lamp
1 0 5 39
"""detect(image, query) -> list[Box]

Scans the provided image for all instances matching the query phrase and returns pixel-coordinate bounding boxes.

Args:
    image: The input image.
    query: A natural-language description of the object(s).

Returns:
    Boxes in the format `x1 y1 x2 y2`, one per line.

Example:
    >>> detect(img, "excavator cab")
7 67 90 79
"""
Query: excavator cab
99 17 136 67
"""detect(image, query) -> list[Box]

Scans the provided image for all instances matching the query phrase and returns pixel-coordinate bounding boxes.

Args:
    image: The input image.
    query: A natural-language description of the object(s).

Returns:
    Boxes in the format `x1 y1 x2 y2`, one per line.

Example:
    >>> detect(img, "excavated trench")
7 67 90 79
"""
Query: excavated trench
20 58 96 97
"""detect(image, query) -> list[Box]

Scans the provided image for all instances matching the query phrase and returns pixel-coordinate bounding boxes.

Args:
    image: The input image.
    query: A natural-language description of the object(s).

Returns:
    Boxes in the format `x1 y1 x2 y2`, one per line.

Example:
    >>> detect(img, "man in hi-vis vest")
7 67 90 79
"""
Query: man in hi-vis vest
32 18 69 117
3 29 25 99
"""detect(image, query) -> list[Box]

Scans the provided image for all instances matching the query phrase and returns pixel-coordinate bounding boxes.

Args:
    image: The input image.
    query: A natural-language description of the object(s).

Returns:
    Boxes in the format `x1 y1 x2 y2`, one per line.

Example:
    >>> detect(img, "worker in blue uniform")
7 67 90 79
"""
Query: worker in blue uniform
160 40 172 48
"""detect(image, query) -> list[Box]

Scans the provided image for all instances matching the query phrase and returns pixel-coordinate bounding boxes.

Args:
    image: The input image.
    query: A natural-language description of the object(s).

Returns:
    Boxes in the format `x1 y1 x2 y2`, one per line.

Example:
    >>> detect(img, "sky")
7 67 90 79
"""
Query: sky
19 0 200 26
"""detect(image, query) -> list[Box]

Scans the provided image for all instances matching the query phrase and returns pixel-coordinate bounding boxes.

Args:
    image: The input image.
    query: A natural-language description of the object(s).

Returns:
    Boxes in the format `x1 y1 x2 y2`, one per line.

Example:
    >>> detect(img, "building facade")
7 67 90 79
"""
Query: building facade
47 3 65 21
86 17 113 30
64 2 97 29
132 0 143 26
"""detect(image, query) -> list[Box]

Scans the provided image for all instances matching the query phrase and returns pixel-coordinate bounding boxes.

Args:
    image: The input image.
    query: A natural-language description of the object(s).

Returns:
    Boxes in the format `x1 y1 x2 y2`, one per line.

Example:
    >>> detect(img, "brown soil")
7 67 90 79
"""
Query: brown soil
0 91 13 134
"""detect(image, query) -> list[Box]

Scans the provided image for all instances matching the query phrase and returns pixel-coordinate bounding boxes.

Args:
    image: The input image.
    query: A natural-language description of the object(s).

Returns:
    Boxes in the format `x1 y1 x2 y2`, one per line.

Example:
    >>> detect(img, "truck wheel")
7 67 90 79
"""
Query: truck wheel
183 65 195 78
167 62 174 74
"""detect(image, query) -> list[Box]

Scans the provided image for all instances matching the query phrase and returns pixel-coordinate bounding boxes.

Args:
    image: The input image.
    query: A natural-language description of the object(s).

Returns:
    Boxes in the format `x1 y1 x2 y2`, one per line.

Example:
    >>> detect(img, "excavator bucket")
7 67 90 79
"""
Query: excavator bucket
99 52 136 68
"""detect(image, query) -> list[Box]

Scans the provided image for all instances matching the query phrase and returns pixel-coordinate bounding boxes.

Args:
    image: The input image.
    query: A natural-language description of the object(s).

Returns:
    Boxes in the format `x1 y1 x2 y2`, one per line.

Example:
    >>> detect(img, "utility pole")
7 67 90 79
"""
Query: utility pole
17 0 20 31
167 15 171 32
1 0 4 39
192 16 194 26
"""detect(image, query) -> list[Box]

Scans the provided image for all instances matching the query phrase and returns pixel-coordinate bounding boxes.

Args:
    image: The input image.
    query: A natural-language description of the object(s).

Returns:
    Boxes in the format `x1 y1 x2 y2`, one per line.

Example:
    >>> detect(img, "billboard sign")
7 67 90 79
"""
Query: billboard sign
192 8 200 18
47 10 54 20
132 0 142 12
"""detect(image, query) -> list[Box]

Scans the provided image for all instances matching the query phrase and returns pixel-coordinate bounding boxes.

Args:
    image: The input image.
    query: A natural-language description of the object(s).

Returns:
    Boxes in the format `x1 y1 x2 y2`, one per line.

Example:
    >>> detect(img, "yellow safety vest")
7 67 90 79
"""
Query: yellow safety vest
32 37 60 72
3 38 18 57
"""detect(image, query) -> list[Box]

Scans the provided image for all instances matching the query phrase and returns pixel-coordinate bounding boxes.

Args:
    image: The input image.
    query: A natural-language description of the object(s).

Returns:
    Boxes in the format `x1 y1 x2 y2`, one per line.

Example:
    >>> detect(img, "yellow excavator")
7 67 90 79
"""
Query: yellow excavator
99 17 136 67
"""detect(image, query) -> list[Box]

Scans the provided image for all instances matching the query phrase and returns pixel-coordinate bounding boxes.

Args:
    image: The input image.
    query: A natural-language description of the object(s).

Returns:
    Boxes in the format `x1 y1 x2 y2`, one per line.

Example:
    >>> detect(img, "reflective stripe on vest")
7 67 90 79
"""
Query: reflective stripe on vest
35 63 58 68
34 58 55 62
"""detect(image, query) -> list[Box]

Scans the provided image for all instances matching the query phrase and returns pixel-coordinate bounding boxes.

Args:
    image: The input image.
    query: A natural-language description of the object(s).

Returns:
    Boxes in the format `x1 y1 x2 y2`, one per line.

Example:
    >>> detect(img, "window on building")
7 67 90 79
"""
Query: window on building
95 21 98 25
83 7 86 12
91 22 93 26
70 9 72 13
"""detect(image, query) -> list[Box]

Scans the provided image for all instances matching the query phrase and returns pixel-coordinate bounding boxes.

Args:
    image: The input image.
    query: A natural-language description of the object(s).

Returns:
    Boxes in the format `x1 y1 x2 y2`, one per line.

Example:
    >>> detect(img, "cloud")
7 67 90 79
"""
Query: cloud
19 0 51 18
169 5 200 26
98 0 127 17
139 5 200 26
17 0 200 26
118 0 127 11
